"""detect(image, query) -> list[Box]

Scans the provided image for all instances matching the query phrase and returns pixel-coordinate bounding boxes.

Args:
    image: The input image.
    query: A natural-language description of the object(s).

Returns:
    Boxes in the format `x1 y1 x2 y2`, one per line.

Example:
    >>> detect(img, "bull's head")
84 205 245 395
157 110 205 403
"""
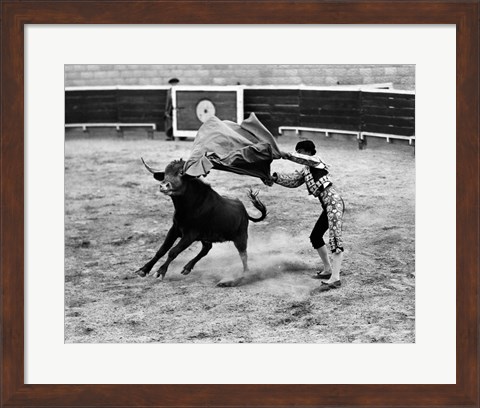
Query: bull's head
142 158 187 196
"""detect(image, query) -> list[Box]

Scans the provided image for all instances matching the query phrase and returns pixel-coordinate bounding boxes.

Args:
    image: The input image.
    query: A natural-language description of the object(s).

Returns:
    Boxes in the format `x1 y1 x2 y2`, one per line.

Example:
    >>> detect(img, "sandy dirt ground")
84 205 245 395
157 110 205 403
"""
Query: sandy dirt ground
65 131 415 343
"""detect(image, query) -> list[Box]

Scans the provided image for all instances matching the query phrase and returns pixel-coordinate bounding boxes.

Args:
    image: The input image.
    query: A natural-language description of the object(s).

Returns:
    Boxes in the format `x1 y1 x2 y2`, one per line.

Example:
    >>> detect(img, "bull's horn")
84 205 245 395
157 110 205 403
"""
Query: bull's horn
141 157 161 174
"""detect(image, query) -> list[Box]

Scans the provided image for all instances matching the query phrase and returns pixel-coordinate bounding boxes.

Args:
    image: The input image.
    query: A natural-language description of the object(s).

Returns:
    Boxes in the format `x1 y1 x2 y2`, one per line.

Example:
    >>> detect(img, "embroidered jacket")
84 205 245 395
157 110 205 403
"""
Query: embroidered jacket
274 152 332 197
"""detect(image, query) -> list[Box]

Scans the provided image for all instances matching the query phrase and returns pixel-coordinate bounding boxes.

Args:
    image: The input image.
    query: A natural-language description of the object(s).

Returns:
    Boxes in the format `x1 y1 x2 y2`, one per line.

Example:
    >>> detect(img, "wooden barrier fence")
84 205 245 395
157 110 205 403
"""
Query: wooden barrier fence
65 86 415 144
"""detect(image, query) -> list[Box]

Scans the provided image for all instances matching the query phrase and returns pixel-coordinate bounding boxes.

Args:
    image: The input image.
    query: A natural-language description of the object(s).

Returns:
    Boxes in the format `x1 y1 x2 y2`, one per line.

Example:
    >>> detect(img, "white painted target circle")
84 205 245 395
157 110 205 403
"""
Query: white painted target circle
196 99 216 122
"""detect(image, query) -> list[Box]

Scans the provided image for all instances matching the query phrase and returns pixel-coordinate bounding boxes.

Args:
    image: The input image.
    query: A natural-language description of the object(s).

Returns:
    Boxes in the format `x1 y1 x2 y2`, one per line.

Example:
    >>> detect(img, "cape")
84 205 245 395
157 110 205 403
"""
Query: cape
184 113 281 179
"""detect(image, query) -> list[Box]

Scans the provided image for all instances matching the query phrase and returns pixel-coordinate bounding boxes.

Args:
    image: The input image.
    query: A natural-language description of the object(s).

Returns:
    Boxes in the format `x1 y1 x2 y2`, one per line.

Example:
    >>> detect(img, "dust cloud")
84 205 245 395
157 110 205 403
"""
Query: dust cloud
192 229 315 297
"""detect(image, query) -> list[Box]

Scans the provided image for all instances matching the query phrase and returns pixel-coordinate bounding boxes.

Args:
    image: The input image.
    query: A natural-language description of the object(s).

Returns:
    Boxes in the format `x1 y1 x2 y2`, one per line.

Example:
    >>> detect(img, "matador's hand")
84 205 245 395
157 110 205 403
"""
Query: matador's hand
262 173 278 186
261 175 275 186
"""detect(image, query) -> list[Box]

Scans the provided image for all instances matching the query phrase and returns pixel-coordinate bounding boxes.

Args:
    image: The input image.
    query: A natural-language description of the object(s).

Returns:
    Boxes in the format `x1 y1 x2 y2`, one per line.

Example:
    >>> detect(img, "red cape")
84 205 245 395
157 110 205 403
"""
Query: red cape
185 113 281 179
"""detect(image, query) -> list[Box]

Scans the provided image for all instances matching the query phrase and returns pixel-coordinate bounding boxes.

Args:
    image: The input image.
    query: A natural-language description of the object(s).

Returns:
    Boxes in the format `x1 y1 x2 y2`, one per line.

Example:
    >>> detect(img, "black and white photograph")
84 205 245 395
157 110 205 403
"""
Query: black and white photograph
64 64 415 344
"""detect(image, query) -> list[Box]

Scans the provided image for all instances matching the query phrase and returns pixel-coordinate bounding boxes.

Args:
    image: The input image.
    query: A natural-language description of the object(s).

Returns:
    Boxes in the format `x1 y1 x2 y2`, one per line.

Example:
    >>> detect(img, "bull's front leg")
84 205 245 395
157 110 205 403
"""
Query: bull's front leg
136 225 179 277
154 234 196 279
181 241 213 275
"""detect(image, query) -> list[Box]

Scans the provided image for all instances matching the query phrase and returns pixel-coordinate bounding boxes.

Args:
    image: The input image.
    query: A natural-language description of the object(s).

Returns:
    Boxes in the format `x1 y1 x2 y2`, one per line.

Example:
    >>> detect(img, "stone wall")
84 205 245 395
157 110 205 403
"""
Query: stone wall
65 64 415 90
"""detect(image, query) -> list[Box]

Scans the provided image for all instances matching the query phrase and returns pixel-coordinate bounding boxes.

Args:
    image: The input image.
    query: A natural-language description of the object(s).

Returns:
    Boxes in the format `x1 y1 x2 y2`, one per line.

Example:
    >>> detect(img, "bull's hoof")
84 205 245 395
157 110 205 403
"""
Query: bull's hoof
136 269 147 278
181 268 191 275
154 271 166 280
216 276 245 288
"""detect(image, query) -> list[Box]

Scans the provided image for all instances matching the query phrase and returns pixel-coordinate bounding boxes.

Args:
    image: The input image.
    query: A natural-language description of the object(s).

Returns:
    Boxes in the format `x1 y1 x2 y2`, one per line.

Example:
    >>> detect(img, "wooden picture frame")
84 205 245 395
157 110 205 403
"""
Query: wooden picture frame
1 1 478 406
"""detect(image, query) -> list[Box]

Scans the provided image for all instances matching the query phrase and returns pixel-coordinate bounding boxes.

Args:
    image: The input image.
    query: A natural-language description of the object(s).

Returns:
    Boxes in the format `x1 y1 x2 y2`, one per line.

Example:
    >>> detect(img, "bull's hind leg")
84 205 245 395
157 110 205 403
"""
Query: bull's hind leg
181 241 213 275
234 236 249 273
136 225 179 277
237 250 249 274
217 236 248 287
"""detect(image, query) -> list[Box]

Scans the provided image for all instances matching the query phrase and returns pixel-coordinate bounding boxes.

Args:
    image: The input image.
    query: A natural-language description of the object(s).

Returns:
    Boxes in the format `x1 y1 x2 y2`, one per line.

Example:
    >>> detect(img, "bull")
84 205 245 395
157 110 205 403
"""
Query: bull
136 158 267 286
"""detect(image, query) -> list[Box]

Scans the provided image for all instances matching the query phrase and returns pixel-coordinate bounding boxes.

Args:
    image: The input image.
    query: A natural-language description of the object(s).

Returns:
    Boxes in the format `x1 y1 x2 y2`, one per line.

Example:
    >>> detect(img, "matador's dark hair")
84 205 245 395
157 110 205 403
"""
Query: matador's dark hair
295 140 316 155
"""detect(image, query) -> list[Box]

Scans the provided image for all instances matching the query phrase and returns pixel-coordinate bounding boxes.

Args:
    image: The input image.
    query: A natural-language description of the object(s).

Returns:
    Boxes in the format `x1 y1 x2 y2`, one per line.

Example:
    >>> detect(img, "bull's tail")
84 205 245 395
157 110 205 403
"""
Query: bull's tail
246 188 267 223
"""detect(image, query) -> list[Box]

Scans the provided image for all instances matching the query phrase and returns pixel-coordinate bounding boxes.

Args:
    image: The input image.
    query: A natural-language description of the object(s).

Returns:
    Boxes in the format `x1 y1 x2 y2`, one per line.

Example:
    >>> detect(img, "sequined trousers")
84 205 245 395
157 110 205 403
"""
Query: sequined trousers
310 186 345 253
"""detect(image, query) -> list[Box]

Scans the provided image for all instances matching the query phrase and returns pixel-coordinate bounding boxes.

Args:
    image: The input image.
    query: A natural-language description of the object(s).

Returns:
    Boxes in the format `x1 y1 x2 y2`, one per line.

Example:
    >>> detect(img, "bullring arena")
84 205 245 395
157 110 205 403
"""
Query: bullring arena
65 64 415 343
